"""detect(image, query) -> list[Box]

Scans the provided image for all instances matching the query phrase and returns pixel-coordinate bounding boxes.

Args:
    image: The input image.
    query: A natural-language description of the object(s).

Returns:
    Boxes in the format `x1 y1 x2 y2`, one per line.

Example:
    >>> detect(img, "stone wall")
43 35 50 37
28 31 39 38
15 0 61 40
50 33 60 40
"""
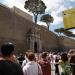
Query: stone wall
59 36 75 51
0 5 58 54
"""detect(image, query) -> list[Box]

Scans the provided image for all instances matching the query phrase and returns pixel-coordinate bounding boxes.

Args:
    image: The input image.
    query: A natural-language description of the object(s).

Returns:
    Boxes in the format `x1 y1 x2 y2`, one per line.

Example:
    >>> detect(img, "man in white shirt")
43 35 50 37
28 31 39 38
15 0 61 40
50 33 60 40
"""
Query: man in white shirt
23 52 42 75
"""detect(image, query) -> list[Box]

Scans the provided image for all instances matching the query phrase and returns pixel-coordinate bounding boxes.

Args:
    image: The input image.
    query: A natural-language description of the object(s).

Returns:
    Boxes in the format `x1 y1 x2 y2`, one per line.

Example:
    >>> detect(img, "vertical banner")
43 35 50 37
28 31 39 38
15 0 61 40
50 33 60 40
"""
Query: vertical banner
62 8 75 29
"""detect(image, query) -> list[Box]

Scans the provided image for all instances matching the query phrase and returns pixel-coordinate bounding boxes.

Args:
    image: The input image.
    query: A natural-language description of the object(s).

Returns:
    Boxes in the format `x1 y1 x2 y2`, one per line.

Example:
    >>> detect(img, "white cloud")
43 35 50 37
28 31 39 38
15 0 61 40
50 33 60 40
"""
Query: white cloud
43 0 63 12
42 0 65 26
70 0 75 2
1 0 75 32
51 11 63 24
72 30 75 34
0 0 14 7
14 0 33 15
59 5 67 11
37 21 47 26
55 0 63 4
69 29 75 34
15 0 25 7
42 0 56 11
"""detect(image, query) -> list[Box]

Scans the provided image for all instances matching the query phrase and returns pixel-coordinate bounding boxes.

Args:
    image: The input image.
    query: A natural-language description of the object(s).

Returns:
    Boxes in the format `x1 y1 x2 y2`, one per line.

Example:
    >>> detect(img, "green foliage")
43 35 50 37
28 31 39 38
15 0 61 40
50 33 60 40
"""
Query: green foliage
54 28 64 36
64 30 75 37
55 28 64 33
40 14 54 30
54 28 75 37
24 0 46 23
40 14 53 23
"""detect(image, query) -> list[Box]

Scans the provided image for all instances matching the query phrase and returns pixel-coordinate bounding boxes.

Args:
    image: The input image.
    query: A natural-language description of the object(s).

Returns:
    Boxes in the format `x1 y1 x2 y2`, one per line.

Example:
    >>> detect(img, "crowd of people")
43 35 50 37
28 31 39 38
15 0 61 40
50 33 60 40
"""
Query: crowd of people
0 42 75 75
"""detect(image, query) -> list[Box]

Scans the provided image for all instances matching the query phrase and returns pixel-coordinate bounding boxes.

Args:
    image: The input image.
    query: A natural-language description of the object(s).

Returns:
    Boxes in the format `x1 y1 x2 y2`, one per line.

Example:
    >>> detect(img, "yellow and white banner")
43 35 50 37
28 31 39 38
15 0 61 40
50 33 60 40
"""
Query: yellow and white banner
62 8 75 29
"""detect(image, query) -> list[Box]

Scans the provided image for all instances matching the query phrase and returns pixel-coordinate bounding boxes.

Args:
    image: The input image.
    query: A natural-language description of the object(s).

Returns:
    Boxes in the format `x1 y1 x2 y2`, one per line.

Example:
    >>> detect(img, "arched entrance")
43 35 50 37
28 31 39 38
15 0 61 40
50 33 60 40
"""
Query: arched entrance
34 41 38 53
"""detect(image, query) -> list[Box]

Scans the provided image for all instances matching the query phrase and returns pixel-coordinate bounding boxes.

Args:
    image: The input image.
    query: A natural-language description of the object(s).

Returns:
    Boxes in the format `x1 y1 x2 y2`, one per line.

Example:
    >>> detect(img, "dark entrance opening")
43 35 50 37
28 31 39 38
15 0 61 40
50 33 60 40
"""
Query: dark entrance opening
34 42 37 53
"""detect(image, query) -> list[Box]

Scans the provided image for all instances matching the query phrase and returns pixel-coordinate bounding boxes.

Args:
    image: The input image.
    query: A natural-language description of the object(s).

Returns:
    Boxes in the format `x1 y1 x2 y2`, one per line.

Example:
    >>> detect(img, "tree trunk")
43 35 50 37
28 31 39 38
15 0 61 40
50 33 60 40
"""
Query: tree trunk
47 23 50 31
34 14 38 24
48 25 49 31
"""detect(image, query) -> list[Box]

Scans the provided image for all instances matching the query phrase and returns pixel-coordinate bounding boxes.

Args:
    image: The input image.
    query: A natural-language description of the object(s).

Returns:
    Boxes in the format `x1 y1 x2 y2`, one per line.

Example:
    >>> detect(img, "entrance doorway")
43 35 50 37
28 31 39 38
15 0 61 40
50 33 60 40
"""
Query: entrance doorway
34 42 37 53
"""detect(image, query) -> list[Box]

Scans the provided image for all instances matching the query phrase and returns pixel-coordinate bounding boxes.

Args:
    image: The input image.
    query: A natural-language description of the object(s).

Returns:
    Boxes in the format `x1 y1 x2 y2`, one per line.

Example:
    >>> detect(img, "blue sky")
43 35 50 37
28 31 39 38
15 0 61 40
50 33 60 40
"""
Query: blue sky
0 0 75 32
